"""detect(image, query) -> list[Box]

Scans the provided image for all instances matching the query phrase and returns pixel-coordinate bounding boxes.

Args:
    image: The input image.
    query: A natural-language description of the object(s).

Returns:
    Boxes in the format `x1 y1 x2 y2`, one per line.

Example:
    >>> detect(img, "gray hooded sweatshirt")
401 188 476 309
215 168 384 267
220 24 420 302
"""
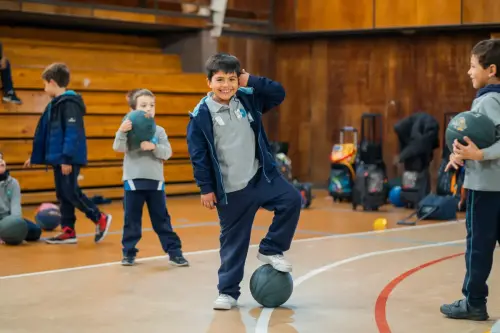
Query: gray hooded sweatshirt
0 172 22 220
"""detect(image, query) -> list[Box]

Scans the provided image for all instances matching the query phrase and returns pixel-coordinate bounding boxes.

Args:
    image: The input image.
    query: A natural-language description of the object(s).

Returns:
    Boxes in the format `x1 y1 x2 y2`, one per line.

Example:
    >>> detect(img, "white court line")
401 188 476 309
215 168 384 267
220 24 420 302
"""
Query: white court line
0 219 464 280
254 238 466 333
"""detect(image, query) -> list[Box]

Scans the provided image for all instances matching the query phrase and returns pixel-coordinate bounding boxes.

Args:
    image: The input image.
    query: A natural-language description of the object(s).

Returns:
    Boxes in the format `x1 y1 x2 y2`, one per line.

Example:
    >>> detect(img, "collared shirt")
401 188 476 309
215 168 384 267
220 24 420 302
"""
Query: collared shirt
205 92 259 193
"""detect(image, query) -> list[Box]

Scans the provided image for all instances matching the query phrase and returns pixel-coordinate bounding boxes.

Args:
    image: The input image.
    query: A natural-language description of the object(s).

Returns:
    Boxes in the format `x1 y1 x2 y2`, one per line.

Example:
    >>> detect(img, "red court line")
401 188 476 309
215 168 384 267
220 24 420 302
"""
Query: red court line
374 252 465 333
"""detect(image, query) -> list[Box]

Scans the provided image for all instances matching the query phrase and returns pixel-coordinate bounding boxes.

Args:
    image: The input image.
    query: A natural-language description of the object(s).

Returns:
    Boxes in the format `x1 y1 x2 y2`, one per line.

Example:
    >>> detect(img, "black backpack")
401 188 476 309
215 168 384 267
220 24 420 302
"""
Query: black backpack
352 113 388 211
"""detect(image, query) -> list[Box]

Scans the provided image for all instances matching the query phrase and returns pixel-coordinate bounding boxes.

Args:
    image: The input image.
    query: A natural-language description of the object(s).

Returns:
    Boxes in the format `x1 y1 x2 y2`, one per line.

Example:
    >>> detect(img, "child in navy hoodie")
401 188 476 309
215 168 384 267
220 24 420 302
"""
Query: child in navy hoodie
24 63 112 244
187 53 302 310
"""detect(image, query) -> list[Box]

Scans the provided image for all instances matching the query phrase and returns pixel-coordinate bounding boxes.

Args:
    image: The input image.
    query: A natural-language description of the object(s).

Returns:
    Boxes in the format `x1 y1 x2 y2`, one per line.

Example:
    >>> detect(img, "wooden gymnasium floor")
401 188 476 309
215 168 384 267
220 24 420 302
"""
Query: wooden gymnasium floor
0 189 499 333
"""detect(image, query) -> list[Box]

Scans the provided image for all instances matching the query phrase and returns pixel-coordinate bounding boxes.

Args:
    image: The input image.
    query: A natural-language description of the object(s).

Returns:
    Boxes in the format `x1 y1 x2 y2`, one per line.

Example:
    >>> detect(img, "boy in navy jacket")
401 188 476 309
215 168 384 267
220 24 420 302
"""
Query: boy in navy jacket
24 63 111 244
187 53 302 310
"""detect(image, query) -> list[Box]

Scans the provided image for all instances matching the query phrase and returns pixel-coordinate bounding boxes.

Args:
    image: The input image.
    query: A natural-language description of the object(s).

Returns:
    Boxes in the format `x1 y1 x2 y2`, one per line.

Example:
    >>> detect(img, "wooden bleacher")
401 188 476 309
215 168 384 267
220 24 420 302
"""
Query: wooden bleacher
0 27 205 205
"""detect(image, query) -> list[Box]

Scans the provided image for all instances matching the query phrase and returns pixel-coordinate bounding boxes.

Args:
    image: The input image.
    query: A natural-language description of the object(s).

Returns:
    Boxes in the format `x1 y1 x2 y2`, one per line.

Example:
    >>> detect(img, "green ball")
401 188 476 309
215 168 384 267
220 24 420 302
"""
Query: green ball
445 111 497 152
125 110 156 150
0 216 27 245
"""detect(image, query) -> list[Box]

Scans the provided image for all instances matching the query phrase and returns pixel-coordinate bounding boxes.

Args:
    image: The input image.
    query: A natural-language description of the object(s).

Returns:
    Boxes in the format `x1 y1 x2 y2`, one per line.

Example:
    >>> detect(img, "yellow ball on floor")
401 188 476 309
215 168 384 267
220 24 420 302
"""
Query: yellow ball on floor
373 218 387 231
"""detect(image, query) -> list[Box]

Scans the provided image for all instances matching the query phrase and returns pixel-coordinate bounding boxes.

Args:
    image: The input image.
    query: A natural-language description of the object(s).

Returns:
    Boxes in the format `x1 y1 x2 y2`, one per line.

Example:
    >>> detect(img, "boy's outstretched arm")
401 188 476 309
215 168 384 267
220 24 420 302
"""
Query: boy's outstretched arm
61 101 84 164
187 119 214 194
246 73 286 113
152 127 173 161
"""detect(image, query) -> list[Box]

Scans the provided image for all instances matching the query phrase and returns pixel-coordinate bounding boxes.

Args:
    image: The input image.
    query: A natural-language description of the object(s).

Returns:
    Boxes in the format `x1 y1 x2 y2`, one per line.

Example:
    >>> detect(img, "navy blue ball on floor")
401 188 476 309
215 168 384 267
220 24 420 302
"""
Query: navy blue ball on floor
249 264 293 308
35 203 61 231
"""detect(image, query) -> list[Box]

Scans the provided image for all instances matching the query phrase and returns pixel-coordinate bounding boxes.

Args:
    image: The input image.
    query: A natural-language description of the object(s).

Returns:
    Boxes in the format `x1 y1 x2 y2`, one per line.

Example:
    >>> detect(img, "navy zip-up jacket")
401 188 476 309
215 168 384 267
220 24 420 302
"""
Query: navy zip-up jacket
30 90 88 166
186 75 286 205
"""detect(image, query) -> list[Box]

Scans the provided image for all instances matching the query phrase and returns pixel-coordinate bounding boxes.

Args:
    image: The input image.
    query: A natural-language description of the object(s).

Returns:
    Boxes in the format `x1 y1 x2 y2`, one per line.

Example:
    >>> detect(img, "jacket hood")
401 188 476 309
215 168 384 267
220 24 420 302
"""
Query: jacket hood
476 84 500 98
52 90 86 114
0 170 10 183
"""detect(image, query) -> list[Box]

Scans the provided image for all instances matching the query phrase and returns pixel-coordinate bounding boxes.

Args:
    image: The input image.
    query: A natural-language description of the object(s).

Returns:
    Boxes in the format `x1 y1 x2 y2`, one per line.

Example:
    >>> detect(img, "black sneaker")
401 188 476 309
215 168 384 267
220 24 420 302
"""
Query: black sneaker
2 92 22 105
440 298 489 321
121 256 135 266
169 255 189 267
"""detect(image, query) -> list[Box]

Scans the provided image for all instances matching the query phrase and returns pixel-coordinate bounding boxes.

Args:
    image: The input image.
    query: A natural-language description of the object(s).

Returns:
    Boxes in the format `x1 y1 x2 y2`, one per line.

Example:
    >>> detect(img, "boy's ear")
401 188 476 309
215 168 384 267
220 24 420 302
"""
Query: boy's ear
206 78 212 89
489 64 498 77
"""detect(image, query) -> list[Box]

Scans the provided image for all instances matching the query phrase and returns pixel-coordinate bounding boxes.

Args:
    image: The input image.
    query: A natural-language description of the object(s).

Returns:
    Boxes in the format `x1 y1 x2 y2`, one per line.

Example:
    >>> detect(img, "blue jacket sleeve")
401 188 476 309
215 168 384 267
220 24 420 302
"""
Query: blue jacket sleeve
186 119 214 194
246 75 286 114
61 101 84 164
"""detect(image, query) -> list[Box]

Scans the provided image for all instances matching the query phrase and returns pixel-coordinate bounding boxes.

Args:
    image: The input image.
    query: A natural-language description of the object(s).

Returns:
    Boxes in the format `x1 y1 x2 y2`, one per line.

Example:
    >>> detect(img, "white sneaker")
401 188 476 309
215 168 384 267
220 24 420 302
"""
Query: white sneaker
213 294 237 310
257 253 293 272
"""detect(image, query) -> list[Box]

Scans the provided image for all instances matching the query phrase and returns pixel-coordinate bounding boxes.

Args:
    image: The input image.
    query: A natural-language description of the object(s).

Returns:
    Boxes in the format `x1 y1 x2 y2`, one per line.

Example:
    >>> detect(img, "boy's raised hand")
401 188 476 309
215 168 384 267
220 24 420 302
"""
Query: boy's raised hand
239 69 249 87
201 192 216 210
119 119 132 133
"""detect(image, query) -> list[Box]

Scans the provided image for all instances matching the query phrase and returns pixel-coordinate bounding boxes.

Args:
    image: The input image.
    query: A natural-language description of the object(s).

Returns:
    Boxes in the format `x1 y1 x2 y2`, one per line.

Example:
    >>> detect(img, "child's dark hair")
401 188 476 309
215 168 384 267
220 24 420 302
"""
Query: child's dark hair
126 89 141 108
42 63 70 87
471 39 500 77
205 53 241 81
129 89 154 110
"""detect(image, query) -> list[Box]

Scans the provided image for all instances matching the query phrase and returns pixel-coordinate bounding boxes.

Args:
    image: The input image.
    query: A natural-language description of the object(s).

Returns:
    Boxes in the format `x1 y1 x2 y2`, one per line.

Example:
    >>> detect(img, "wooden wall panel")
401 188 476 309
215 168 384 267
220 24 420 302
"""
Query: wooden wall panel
375 0 461 28
295 0 374 31
463 0 500 24
273 32 490 185
274 0 500 33
273 0 296 32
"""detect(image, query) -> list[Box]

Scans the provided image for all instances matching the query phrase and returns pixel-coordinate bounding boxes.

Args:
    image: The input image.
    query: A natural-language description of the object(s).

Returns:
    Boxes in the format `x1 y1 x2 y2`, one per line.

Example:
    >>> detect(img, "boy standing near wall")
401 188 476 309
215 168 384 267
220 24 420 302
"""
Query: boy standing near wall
442 39 500 321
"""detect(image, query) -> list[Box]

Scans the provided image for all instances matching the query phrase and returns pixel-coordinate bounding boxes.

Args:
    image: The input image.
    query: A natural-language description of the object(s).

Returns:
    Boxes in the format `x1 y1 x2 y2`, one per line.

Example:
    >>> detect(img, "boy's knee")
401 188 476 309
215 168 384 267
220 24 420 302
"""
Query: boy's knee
285 186 303 210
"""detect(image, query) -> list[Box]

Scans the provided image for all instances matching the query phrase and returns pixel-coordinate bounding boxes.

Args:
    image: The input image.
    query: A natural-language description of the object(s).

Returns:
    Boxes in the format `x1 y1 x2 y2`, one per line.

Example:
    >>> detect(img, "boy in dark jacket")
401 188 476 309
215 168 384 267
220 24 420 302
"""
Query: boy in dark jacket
24 63 111 244
0 41 22 104
187 53 302 310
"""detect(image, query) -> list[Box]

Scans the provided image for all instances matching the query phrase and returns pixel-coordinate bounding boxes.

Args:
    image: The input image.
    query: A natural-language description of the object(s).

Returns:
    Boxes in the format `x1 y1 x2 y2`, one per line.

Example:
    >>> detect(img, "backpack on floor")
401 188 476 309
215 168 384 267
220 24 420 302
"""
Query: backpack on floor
400 168 431 209
397 194 459 226
329 126 358 202
352 113 388 211
352 163 387 211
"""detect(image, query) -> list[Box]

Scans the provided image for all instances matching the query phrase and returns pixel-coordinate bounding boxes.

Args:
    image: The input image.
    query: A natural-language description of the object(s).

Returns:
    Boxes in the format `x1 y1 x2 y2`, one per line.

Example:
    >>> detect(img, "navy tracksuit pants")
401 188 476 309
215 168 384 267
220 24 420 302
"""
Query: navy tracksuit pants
216 169 302 299
462 190 500 306
53 165 102 230
122 189 182 258
0 59 14 94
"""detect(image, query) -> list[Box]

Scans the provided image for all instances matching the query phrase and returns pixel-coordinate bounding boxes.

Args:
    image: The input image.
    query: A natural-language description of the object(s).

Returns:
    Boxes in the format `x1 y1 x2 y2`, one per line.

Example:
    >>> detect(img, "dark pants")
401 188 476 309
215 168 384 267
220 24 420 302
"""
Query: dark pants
0 59 14 94
25 219 42 241
122 190 182 258
462 190 500 306
53 165 102 230
216 170 302 299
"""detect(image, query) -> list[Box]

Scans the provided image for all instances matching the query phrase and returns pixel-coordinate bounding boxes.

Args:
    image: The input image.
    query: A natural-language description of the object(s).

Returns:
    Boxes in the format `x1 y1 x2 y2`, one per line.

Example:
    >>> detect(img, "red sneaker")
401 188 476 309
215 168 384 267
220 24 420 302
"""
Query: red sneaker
95 213 112 243
46 226 77 244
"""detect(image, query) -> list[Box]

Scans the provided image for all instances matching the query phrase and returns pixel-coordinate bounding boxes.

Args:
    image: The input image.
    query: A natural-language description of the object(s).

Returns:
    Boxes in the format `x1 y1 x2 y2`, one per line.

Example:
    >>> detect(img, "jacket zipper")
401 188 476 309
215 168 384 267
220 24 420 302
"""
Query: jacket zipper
199 125 228 205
